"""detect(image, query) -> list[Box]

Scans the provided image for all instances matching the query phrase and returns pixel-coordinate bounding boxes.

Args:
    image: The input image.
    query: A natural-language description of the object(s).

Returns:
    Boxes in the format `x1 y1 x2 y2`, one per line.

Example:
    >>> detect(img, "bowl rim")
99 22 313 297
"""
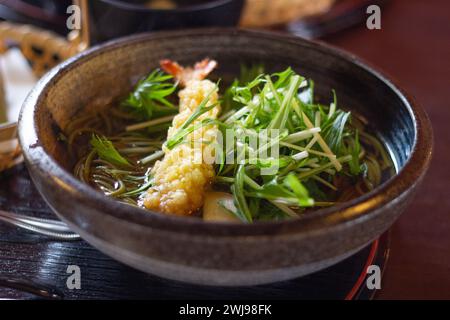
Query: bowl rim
18 28 433 237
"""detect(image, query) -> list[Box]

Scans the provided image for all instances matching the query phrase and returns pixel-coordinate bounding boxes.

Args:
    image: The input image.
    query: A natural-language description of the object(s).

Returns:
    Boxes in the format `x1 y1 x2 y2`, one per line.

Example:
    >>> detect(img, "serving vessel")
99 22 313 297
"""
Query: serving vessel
18 29 432 286
86 0 245 44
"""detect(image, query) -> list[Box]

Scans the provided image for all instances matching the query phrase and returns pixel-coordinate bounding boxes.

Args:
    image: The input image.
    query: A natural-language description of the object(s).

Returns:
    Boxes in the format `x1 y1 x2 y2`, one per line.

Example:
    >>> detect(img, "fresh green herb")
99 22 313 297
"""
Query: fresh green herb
165 118 222 150
122 69 177 120
222 64 265 113
349 130 362 175
120 175 153 197
165 84 220 149
245 175 313 208
322 110 351 155
268 75 303 130
216 66 378 220
283 173 314 206
231 165 253 222
90 134 131 168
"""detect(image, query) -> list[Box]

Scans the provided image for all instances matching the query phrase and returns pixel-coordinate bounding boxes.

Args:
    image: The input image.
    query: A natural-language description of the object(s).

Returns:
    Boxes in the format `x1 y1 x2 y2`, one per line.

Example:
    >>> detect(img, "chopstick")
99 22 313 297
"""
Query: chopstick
0 209 80 240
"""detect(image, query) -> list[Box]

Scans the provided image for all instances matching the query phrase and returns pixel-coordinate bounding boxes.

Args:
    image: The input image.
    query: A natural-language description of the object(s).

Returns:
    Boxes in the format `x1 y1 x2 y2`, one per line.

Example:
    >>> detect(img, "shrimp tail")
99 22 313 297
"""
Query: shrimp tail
160 59 184 80
160 58 217 86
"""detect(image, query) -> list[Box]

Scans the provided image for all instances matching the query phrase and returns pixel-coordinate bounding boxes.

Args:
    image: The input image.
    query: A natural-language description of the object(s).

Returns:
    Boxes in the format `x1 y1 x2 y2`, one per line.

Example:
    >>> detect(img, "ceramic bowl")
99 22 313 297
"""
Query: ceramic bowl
18 29 433 286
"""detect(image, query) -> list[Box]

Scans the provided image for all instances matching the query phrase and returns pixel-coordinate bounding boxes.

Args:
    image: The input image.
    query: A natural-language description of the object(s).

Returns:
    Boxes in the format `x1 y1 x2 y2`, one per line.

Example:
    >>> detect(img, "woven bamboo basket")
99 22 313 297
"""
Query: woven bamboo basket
240 0 335 27
0 21 84 171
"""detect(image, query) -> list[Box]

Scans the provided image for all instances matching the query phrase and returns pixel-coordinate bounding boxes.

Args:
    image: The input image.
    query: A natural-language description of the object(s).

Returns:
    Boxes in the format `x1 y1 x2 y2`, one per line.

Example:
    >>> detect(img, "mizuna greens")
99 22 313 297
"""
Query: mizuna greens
67 63 392 222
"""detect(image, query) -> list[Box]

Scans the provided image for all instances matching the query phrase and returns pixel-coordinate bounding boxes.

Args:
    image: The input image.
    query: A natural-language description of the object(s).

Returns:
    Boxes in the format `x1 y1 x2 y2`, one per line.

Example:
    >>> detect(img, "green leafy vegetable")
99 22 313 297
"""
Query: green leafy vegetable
222 64 265 113
165 118 222 150
349 130 362 175
70 63 391 223
215 66 381 220
165 84 220 149
123 69 177 120
90 134 131 168
231 165 253 222
322 110 351 154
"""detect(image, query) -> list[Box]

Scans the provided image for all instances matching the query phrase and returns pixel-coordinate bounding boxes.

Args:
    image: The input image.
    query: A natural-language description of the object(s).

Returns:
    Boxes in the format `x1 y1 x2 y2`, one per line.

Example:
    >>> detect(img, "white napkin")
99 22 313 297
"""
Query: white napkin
1 48 37 122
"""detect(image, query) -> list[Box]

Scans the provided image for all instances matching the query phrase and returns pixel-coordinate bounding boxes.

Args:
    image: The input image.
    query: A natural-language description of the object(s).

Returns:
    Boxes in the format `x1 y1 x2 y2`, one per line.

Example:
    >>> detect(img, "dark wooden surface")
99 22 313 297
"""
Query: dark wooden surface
0 165 387 300
324 0 450 299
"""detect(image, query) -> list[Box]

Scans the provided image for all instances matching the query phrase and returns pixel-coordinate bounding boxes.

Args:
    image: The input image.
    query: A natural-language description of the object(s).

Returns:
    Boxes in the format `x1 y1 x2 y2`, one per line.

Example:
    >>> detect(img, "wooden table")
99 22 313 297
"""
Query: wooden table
324 0 450 299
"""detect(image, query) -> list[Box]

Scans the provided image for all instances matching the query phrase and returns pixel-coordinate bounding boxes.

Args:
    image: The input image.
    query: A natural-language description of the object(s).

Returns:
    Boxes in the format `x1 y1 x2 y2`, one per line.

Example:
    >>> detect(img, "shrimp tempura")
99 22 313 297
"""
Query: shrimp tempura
143 59 220 215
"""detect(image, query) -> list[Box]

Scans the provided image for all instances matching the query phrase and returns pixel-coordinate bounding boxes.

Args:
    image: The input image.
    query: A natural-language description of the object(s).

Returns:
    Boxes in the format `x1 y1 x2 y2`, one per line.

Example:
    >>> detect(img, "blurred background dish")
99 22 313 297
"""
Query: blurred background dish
0 0 72 35
0 0 389 42
240 0 335 27
85 0 245 45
